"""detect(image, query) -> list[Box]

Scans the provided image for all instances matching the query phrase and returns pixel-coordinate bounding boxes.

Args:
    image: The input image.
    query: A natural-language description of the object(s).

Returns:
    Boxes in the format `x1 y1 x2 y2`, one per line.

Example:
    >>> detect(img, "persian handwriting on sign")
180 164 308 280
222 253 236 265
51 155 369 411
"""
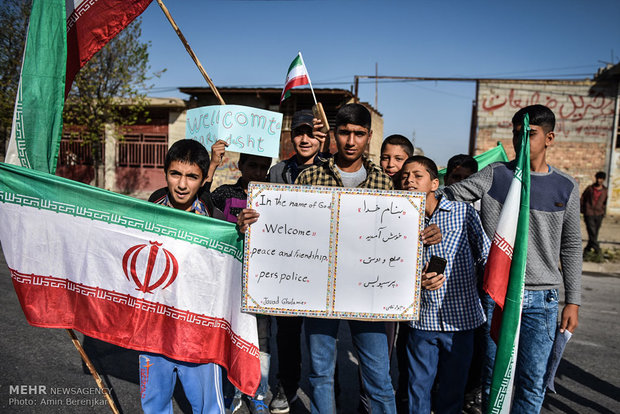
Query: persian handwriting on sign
186 104 283 158
360 276 398 289
242 183 426 321
360 256 403 267
362 226 404 243
360 200 405 223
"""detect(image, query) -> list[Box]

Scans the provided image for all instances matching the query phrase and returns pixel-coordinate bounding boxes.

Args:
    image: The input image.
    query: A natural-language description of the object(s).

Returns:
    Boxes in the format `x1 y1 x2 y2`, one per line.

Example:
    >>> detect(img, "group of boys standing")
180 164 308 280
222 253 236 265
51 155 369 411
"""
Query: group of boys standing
140 102 581 414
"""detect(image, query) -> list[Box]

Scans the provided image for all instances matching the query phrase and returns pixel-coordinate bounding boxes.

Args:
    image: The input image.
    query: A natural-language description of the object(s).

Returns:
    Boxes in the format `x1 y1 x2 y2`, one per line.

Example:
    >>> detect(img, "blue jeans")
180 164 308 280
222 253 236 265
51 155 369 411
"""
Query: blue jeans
305 318 396 414
406 328 474 414
139 353 224 414
481 289 558 414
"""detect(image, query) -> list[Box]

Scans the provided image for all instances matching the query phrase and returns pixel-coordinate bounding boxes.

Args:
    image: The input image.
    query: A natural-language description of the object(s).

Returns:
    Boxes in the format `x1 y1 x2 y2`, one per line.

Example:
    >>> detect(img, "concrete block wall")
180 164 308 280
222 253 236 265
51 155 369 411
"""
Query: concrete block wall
476 80 616 190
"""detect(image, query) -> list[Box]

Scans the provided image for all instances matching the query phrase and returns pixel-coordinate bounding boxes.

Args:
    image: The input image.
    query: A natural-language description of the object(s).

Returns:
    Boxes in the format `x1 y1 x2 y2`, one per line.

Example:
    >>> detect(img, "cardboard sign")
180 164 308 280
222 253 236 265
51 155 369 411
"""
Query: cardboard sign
242 183 426 320
186 105 282 158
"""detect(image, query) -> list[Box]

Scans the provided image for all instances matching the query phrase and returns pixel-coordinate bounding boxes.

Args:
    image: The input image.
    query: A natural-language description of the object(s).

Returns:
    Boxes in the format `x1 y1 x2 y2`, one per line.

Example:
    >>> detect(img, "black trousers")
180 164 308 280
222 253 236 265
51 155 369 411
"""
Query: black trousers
275 316 303 396
584 215 603 254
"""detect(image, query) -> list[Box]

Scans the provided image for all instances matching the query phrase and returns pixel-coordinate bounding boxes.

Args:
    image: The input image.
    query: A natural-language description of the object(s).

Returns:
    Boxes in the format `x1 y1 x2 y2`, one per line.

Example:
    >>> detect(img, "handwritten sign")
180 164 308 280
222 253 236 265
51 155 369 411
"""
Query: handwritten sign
243 183 426 320
186 104 283 158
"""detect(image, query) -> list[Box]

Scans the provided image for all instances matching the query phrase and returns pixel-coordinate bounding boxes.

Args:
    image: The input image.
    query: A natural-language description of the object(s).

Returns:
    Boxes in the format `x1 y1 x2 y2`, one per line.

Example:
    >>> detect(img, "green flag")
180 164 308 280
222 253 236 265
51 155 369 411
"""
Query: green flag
438 142 509 185
6 0 66 174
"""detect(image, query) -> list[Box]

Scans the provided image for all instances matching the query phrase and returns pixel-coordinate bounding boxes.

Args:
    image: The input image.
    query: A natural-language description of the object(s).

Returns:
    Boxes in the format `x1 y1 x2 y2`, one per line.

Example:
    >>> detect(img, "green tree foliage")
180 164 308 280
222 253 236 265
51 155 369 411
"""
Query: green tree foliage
0 0 31 159
64 17 159 187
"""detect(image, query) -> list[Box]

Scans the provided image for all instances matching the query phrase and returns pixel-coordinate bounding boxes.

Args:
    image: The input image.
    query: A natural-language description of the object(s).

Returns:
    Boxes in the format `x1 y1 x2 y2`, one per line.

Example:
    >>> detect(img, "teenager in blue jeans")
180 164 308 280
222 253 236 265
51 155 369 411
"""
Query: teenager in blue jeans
239 105 442 414
400 156 490 414
443 105 581 413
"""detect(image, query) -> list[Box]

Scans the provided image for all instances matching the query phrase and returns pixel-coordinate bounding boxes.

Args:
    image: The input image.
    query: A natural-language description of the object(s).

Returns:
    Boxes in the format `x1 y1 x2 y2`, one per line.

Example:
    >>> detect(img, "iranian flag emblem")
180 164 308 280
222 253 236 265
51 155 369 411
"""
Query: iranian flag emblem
0 163 260 395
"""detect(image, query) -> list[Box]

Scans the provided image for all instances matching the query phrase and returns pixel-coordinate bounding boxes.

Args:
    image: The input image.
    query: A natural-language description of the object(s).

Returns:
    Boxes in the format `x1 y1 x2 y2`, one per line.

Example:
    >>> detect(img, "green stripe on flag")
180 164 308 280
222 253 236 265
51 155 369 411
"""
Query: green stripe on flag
0 162 244 261
12 0 66 174
287 55 303 72
488 115 530 413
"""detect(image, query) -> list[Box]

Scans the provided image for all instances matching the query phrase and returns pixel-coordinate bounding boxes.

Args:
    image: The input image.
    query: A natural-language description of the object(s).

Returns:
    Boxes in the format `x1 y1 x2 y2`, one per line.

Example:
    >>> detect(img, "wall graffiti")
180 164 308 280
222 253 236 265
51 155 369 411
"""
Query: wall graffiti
480 84 615 139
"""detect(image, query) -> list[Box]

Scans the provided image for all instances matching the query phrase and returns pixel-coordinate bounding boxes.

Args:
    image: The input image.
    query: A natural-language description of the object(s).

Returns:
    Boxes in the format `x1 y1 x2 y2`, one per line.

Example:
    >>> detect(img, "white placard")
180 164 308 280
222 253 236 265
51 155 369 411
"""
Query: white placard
242 183 425 320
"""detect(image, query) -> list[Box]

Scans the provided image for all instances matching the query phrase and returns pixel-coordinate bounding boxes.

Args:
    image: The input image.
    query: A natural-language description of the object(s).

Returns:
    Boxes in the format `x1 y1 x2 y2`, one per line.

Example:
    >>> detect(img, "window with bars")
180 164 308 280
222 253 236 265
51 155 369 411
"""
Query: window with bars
116 133 168 168
58 135 103 166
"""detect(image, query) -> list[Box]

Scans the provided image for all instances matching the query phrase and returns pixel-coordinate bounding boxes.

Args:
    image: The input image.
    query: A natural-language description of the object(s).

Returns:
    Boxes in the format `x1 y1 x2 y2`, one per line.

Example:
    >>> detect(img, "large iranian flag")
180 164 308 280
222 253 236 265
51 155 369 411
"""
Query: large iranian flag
6 0 153 173
0 162 260 395
483 115 530 413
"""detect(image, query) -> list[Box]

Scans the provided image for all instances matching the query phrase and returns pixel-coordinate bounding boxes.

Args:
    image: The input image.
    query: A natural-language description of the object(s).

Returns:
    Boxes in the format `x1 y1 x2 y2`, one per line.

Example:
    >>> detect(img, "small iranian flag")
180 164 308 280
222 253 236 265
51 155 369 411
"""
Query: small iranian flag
0 162 261 396
483 115 531 413
280 52 311 103
6 0 153 173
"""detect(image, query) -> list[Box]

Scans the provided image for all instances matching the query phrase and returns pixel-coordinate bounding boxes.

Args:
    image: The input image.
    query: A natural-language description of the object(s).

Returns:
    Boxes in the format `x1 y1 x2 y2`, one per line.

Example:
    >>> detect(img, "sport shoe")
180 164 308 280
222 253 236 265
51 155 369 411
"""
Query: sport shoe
230 396 244 414
269 384 290 414
247 396 270 414
462 387 482 414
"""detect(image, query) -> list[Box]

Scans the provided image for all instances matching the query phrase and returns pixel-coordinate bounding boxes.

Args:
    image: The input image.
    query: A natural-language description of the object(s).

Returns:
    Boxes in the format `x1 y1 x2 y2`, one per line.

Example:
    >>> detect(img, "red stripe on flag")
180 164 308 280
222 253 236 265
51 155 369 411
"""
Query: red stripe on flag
65 0 153 97
10 268 260 396
483 237 513 309
280 75 310 102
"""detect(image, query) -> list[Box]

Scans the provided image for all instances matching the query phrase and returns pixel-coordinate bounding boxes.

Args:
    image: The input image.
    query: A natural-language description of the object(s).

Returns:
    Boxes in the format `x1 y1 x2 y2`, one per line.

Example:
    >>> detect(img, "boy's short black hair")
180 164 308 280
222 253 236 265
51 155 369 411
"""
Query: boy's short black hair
512 104 555 133
335 103 371 130
446 154 478 177
164 139 210 178
239 153 272 167
403 155 439 180
381 135 414 157
595 171 606 180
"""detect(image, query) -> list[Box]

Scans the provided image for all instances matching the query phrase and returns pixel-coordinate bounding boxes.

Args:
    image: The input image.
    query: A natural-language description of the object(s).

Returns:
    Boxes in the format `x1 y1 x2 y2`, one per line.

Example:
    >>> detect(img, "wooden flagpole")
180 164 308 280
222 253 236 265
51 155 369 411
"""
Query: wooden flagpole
66 329 120 414
155 0 226 106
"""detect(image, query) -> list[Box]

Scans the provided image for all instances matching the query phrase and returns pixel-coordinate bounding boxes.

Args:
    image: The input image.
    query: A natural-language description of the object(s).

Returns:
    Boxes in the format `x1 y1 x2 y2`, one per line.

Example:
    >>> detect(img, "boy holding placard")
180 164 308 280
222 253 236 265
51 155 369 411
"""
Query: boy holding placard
239 103 396 413
140 139 225 414
400 155 490 414
267 109 330 414
212 152 272 414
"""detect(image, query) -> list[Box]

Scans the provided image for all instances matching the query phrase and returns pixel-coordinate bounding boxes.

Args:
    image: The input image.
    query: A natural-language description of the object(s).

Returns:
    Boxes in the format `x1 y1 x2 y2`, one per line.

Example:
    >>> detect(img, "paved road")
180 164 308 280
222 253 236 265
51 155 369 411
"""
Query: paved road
1 247 619 413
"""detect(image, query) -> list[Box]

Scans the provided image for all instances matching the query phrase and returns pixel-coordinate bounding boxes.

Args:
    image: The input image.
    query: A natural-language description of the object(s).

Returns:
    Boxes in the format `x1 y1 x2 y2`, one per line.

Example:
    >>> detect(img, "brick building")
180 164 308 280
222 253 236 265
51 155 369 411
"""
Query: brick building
471 64 620 214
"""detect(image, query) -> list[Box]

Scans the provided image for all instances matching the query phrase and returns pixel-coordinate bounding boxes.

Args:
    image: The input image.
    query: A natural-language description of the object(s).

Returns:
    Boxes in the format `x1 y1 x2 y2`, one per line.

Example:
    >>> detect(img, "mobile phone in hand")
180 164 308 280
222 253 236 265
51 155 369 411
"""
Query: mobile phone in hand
426 255 447 275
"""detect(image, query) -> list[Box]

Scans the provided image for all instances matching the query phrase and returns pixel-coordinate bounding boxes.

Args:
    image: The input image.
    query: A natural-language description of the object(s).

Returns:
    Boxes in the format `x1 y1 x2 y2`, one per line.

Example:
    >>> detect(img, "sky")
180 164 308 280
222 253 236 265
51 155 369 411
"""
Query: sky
138 0 620 166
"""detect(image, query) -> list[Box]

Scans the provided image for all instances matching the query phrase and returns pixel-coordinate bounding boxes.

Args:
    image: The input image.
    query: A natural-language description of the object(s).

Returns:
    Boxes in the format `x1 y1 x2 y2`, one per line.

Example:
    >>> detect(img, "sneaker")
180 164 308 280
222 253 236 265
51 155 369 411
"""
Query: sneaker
269 384 290 414
462 387 482 414
230 397 244 414
247 396 270 414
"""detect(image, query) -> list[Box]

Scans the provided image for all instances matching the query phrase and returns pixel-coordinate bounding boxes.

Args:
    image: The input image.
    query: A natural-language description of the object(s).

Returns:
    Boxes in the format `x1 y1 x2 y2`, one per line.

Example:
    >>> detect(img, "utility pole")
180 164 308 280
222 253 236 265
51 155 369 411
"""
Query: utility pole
375 62 378 110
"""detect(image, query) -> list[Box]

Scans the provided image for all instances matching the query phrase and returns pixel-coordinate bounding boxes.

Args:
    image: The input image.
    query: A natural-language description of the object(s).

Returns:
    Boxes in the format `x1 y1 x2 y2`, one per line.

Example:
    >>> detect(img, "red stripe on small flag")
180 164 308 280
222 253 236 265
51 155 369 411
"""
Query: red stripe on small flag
280 75 310 102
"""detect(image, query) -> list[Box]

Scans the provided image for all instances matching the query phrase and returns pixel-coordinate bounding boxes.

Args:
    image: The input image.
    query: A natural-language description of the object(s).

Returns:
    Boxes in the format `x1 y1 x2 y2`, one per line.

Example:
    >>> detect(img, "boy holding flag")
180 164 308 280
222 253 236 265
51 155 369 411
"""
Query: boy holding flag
442 104 581 413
